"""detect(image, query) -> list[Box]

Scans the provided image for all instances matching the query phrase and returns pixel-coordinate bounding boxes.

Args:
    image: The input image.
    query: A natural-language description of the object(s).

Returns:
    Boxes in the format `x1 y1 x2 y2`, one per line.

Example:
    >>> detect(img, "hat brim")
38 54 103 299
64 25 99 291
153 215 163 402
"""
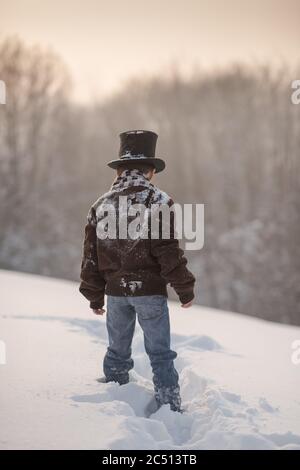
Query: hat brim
107 157 165 173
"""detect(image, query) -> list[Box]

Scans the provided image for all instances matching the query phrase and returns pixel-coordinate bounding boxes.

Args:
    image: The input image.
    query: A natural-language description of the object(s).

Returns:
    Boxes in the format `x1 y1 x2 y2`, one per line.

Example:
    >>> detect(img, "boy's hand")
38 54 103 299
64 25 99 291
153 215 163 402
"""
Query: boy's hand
92 308 106 315
181 301 193 308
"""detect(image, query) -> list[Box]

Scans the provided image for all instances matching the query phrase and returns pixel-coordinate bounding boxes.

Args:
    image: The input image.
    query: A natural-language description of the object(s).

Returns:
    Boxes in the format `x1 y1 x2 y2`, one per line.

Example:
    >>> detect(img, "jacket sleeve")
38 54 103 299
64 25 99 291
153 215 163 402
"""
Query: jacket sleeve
150 198 195 304
79 207 106 309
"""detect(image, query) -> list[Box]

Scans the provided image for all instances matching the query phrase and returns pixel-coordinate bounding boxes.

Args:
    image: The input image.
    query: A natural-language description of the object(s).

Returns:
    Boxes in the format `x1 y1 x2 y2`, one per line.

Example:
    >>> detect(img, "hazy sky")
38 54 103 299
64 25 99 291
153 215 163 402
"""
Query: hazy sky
1 0 299 102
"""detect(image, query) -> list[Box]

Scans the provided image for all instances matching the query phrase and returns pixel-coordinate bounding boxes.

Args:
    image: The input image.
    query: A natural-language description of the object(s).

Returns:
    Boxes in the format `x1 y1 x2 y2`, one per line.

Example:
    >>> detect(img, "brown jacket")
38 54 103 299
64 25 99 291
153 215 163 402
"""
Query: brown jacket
79 169 195 308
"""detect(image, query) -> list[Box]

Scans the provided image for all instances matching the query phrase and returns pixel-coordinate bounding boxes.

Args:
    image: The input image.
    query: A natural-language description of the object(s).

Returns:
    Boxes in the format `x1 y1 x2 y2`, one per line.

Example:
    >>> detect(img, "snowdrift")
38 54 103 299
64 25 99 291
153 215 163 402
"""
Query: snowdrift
0 269 299 450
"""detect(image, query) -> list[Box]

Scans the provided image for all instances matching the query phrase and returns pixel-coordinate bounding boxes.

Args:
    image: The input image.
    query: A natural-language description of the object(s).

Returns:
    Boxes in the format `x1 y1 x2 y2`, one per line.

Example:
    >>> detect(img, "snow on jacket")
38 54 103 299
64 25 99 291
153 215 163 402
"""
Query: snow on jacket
79 169 195 309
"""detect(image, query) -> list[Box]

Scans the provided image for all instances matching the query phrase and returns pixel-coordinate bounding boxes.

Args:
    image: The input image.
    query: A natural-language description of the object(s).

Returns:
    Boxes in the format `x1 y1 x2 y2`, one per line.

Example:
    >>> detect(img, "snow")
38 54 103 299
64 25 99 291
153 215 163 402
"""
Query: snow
0 269 300 450
120 278 143 293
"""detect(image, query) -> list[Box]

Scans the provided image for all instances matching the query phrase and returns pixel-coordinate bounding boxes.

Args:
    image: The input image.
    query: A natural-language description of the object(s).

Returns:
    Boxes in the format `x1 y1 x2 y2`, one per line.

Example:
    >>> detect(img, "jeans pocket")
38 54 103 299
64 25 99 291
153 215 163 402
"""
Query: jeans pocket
147 295 167 305
136 296 168 321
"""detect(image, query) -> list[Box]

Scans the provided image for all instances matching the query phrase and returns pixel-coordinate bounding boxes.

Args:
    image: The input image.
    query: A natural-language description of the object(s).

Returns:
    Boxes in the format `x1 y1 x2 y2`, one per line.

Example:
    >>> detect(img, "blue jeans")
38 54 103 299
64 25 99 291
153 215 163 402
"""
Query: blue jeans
103 295 179 390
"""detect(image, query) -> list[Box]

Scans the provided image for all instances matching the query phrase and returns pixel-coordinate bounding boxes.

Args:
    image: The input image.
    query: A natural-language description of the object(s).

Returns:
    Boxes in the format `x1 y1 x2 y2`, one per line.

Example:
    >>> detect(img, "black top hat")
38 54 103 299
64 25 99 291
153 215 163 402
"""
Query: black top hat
107 129 165 173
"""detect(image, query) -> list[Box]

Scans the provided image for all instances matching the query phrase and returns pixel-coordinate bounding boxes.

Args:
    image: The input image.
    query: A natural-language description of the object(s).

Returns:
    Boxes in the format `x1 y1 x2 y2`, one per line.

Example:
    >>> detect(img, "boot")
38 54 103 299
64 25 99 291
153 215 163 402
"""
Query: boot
97 373 129 385
154 385 183 413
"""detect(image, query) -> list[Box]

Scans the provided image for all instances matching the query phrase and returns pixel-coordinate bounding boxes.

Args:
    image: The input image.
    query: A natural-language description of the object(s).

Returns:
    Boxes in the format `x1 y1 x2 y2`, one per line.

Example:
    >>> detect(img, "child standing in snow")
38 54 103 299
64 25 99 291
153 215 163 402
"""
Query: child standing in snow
79 130 195 413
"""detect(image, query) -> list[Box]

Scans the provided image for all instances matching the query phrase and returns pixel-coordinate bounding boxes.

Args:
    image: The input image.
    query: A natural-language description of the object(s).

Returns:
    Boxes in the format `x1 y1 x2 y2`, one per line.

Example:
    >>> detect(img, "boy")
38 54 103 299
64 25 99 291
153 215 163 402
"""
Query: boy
79 130 195 413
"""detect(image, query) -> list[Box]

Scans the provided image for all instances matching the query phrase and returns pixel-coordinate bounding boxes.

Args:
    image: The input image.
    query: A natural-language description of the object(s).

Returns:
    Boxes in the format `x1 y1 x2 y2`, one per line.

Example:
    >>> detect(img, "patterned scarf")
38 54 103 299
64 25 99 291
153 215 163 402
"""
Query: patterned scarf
110 169 154 192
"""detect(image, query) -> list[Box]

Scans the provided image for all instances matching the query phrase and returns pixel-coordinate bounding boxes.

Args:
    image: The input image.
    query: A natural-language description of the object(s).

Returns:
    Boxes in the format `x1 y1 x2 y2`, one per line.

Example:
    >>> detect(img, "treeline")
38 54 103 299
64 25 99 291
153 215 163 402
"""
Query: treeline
0 37 299 325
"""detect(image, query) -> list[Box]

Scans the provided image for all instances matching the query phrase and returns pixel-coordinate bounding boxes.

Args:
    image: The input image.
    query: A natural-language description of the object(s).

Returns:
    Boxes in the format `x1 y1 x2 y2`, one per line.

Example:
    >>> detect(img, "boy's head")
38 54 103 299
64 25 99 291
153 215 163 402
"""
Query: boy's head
116 161 155 180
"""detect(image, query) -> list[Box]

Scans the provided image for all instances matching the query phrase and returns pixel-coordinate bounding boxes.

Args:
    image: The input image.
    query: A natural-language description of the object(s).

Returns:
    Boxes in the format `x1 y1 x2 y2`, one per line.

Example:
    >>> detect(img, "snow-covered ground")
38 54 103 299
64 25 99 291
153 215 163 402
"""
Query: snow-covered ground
0 269 300 450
